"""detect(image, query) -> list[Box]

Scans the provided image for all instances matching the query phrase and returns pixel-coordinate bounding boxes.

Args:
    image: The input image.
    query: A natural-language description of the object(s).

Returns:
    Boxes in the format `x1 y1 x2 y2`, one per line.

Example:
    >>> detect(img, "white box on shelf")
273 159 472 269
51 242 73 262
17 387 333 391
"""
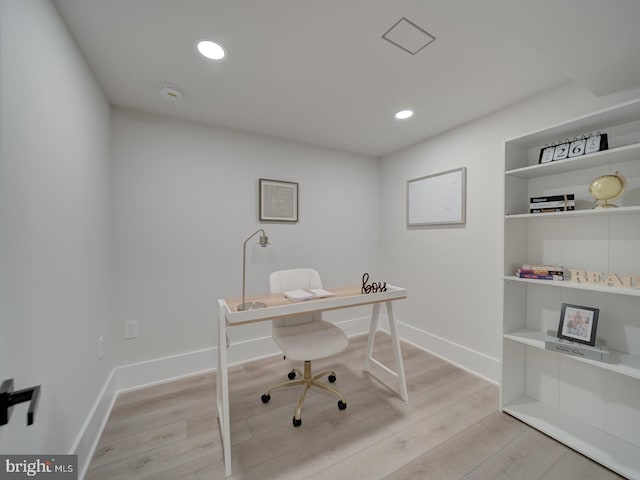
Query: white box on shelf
544 330 610 362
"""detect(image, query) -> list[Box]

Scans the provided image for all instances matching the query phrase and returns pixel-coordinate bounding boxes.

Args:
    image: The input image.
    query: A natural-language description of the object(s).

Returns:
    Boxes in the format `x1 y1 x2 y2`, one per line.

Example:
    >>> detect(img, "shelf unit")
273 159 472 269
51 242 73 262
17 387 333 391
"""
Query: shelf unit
501 99 640 479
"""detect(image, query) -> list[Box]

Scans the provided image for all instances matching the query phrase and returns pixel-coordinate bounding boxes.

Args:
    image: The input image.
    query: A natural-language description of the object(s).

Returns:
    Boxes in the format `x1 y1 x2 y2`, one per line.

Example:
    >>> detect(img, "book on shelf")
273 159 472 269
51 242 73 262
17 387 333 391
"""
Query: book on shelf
530 194 575 213
516 264 565 280
544 330 610 362
521 264 565 272
530 194 575 203
283 288 335 301
518 267 564 275
517 271 564 280
529 201 576 209
530 207 575 214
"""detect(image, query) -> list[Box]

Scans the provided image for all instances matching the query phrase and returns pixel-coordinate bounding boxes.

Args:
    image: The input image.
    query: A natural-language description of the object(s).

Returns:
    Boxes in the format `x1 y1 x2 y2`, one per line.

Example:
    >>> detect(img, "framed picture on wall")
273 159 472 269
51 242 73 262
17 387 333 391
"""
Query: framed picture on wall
557 303 599 346
407 167 466 227
259 178 298 222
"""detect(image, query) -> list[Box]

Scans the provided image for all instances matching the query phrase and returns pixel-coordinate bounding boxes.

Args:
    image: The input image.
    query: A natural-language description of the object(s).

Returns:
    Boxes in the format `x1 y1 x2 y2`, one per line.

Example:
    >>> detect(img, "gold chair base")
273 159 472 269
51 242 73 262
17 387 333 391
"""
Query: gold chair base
263 360 346 423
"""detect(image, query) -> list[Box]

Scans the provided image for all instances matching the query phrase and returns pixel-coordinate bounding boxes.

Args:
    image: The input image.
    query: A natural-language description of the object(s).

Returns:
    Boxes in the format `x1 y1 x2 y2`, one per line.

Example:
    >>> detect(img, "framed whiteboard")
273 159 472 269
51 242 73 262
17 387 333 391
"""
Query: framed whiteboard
407 167 466 227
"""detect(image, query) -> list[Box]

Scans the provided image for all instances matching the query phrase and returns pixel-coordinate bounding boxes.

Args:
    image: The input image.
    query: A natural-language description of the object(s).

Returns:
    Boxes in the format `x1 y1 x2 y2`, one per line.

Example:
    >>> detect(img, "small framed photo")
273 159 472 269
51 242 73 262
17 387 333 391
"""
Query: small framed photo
259 178 298 222
557 303 599 346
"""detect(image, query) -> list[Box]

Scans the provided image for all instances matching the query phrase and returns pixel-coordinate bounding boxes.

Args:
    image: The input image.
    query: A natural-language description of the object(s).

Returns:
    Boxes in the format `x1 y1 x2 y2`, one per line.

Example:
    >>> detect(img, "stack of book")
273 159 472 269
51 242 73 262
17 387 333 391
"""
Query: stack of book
516 264 565 280
530 194 575 213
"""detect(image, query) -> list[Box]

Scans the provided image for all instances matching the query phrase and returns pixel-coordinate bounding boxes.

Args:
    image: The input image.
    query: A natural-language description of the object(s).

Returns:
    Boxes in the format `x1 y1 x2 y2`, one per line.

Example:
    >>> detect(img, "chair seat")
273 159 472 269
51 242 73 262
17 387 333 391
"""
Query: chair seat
273 320 348 362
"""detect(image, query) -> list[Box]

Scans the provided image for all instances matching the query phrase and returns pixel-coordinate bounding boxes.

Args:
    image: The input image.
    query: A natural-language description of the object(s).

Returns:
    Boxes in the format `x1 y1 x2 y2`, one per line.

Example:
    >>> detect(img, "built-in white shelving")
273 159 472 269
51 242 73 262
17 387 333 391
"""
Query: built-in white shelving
502 396 640 480
506 142 640 178
503 329 640 380
505 204 640 219
503 276 640 296
501 99 640 479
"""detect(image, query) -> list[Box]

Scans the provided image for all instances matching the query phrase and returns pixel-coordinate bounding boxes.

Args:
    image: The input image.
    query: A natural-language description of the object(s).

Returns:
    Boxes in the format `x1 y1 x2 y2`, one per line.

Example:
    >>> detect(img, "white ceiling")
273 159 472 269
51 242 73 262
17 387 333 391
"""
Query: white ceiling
53 0 640 157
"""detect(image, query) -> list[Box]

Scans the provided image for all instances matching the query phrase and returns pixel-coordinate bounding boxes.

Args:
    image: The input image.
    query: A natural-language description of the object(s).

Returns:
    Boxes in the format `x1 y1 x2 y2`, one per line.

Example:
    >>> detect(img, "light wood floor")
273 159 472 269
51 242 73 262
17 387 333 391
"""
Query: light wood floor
86 333 623 480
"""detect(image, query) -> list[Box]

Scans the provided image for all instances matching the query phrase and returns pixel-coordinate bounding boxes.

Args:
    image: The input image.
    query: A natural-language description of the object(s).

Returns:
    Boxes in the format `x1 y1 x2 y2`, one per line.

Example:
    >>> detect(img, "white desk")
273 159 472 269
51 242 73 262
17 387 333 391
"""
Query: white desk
216 285 408 477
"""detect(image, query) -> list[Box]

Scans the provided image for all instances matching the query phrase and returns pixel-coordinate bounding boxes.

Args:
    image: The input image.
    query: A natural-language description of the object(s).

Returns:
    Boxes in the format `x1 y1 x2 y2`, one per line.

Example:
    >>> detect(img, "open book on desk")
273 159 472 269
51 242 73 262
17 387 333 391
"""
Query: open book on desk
283 288 335 301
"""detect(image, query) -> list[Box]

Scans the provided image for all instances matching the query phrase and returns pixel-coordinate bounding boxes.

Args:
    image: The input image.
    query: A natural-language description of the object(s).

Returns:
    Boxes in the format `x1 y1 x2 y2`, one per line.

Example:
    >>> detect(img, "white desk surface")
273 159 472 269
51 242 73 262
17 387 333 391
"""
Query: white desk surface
222 285 407 325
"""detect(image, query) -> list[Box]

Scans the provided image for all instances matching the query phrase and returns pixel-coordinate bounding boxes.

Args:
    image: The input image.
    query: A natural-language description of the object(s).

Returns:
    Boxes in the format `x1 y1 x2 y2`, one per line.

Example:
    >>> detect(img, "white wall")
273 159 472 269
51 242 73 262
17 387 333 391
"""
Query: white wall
4 0 640 473
111 109 381 367
380 82 640 382
0 0 112 461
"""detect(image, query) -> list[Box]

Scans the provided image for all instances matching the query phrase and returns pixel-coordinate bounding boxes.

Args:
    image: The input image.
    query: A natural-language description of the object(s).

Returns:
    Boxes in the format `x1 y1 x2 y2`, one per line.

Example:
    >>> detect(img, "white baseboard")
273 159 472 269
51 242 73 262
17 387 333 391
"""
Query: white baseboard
72 369 118 480
115 347 216 393
394 322 500 385
73 314 498 478
116 314 374 393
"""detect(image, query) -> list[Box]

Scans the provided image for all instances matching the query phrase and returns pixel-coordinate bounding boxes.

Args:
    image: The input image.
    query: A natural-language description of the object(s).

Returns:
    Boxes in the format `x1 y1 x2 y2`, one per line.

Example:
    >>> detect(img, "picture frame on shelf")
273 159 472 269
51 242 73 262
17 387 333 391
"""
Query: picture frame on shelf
259 178 298 222
557 303 599 346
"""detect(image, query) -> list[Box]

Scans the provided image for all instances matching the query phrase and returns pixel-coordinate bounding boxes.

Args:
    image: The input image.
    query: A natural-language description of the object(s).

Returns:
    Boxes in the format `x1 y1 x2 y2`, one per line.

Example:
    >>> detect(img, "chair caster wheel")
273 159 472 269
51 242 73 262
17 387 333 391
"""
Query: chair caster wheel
261 394 271 404
288 370 296 380
328 374 336 383
292 416 302 427
338 400 347 410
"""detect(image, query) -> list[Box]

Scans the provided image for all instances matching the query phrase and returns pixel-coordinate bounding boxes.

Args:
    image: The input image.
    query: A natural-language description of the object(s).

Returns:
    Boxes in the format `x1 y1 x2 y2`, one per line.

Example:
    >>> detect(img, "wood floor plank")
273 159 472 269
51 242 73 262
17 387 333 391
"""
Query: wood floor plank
86 333 624 480
540 450 623 480
304 407 472 480
101 381 216 440
230 416 336 474
141 452 223 480
461 428 576 480
448 384 499 425
374 371 489 434
90 419 188 469
382 411 528 480
86 429 219 480
232 415 391 480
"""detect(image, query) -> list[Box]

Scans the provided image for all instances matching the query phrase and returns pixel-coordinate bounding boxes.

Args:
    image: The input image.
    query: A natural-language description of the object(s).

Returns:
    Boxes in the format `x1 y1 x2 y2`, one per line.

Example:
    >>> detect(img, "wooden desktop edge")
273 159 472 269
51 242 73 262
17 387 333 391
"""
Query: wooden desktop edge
221 285 407 326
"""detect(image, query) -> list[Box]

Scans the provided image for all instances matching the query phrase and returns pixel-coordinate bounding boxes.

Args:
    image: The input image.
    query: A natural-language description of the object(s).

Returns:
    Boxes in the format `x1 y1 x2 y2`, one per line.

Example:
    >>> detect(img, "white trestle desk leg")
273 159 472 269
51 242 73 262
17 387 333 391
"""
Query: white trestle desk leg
386 301 408 401
364 302 380 371
217 301 232 477
363 301 408 401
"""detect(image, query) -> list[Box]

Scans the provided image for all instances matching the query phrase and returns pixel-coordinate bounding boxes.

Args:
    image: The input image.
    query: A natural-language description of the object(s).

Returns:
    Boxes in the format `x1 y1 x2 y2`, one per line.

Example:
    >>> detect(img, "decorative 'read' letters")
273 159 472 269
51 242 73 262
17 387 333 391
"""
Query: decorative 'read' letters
570 270 640 289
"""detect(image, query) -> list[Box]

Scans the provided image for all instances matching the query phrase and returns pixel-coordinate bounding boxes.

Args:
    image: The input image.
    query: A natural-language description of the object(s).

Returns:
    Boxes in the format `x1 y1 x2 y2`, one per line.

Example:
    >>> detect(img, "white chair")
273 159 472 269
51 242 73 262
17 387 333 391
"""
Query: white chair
260 268 349 426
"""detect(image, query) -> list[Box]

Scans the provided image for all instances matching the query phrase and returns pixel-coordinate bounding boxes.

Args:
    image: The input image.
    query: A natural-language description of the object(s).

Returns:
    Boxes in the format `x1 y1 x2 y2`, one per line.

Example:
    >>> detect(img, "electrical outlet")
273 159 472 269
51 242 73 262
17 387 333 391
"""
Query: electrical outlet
98 336 104 359
124 321 138 339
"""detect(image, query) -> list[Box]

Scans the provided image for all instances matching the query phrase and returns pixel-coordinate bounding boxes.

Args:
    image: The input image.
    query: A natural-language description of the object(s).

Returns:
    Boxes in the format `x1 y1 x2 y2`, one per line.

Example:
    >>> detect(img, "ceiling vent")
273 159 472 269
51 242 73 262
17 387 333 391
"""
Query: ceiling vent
382 17 435 55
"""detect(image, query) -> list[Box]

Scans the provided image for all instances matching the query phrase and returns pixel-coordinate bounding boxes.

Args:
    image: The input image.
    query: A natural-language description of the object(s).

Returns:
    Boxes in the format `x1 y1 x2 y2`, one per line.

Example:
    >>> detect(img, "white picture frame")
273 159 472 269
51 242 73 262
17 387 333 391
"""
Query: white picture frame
407 167 466 227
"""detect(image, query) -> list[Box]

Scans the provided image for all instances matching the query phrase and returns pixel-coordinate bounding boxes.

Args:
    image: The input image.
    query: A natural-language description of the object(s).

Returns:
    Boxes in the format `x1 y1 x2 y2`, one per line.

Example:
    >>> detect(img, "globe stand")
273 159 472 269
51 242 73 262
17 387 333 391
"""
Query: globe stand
589 171 626 210
594 200 619 209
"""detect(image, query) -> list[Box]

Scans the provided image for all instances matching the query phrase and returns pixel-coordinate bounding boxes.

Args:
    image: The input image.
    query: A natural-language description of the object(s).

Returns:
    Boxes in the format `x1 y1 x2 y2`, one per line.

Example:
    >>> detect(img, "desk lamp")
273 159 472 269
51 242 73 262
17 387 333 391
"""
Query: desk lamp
238 228 274 311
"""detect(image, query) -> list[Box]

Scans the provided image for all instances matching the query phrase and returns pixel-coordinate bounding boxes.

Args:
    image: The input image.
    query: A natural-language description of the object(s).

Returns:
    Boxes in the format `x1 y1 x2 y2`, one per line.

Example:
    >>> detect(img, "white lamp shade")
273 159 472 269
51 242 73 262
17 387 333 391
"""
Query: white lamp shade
252 244 276 264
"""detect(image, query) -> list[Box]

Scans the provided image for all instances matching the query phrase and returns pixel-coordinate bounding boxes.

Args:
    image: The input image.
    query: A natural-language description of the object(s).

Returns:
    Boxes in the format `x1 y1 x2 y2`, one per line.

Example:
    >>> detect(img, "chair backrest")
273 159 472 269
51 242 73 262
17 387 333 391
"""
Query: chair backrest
269 268 323 328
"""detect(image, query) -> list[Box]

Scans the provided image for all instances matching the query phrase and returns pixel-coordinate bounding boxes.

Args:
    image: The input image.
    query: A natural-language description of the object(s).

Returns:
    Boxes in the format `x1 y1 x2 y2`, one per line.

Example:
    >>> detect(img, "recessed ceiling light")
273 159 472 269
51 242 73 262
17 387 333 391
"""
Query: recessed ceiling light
395 110 414 120
196 40 226 60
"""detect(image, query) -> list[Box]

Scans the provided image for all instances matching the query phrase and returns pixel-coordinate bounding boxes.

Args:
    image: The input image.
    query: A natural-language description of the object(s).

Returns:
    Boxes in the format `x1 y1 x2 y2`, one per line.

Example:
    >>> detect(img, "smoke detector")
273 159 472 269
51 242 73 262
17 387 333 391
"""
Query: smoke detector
158 84 183 101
